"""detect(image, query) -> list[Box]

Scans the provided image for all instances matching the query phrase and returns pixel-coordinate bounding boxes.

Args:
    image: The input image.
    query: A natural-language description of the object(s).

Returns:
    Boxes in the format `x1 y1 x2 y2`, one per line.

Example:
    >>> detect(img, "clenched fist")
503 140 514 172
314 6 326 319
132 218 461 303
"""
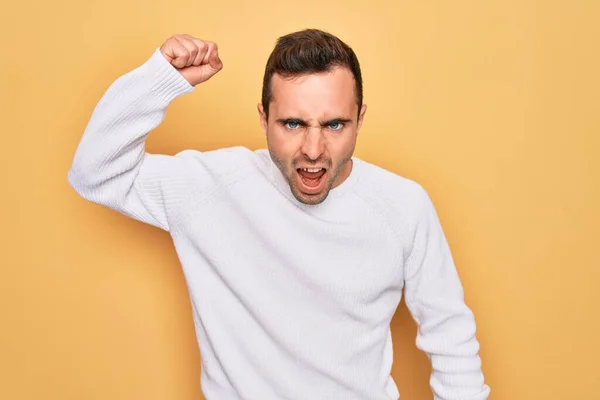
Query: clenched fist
160 34 223 86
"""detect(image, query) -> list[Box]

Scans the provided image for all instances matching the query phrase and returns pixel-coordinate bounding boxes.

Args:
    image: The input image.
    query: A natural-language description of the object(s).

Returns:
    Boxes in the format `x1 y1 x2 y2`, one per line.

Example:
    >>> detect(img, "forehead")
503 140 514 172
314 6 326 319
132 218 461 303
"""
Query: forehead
269 67 357 118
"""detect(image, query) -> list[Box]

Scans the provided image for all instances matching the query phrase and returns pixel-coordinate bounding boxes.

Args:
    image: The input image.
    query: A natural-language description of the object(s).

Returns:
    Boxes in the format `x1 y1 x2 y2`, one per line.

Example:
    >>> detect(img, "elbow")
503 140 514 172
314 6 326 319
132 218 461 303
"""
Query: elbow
67 157 133 211
67 155 112 205
67 161 96 201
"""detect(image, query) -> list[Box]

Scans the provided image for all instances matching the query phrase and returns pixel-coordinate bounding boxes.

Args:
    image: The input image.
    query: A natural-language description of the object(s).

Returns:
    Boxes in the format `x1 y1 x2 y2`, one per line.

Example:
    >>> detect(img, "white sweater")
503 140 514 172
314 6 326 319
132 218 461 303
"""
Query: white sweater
68 48 490 400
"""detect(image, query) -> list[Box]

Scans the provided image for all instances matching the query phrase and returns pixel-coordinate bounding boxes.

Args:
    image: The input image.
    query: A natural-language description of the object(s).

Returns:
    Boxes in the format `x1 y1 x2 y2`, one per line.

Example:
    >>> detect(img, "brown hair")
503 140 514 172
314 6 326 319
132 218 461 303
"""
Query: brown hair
261 29 363 120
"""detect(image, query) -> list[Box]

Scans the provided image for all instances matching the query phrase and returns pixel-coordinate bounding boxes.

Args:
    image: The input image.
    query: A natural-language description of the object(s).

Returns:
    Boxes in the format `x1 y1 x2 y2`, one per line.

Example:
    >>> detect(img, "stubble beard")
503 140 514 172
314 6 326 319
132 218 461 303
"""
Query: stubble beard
268 148 353 206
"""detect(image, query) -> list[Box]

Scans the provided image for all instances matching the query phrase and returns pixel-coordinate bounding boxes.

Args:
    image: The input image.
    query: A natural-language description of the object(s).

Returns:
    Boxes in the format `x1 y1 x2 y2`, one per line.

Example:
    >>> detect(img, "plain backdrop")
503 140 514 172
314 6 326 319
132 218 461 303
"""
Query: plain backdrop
1 0 599 399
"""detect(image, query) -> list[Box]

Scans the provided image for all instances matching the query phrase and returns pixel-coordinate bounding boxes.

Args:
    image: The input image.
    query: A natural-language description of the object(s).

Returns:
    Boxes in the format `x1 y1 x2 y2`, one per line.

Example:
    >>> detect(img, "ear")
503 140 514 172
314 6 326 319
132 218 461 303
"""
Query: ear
257 103 268 135
356 104 367 132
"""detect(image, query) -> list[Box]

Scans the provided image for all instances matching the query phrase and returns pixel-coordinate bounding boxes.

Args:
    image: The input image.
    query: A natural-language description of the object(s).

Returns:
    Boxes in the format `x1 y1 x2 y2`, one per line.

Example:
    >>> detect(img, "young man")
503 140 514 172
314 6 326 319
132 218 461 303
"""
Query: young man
68 30 490 400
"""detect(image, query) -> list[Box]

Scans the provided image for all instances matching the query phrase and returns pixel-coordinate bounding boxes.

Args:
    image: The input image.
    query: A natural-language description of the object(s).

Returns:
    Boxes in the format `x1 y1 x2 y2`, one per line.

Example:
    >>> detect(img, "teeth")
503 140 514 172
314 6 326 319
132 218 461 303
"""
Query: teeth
301 168 322 173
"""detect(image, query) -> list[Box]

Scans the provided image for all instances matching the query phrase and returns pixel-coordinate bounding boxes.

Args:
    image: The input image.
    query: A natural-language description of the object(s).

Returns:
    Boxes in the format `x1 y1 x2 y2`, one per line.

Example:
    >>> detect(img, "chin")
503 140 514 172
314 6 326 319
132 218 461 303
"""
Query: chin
291 190 330 205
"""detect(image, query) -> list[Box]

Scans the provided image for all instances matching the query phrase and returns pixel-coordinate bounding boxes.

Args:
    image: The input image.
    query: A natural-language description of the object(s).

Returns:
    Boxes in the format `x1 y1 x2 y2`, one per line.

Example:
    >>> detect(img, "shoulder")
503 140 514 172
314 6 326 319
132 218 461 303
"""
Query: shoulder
352 157 434 231
174 146 257 179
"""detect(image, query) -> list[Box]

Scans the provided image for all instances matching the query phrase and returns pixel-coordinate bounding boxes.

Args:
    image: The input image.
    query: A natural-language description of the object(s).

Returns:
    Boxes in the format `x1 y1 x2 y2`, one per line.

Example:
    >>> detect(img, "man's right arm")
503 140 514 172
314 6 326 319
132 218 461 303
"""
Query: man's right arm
67 35 223 232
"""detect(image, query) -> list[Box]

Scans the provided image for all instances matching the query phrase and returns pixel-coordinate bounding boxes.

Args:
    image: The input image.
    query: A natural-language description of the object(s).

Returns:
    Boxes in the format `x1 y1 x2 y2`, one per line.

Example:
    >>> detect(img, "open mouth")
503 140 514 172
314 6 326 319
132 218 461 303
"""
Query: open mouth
296 167 327 194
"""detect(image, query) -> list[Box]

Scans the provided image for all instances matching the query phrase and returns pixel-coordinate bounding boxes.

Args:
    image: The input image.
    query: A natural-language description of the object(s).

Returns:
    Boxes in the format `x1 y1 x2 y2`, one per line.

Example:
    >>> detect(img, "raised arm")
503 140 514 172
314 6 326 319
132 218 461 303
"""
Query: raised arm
403 186 491 400
67 35 223 231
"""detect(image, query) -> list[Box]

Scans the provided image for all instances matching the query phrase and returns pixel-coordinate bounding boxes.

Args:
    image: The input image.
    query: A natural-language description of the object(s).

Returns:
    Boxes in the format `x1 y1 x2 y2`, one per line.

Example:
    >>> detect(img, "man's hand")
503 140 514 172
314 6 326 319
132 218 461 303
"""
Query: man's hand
159 34 223 86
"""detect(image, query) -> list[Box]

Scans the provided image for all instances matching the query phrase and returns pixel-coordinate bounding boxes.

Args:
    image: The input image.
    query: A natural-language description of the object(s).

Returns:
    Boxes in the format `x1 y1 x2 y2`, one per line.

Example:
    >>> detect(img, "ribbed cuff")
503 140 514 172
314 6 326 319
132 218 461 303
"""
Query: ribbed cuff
141 47 195 104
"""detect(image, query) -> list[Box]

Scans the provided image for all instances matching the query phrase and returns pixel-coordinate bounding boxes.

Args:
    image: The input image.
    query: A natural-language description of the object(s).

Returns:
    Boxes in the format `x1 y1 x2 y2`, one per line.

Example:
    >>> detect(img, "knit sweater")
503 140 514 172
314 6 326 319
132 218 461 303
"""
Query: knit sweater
67 48 490 400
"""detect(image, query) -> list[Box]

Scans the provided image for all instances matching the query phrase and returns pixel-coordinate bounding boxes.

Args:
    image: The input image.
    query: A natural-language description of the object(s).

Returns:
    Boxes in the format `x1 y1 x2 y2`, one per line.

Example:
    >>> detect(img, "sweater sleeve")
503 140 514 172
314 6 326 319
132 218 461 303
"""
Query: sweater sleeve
403 186 491 400
67 48 199 232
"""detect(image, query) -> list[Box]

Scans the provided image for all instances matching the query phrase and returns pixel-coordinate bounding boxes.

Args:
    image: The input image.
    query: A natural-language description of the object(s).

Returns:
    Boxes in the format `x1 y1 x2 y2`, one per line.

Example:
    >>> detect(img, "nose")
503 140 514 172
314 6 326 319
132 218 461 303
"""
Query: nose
301 128 326 161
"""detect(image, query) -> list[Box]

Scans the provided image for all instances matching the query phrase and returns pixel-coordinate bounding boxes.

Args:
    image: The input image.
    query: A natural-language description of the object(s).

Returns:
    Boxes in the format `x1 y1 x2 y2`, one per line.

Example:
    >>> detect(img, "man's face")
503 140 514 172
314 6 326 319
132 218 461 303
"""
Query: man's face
258 67 367 205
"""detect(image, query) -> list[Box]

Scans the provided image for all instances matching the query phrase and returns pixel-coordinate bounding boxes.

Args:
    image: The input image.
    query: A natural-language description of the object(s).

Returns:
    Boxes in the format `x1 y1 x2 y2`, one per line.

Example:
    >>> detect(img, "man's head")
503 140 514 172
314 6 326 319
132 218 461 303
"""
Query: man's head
258 29 367 205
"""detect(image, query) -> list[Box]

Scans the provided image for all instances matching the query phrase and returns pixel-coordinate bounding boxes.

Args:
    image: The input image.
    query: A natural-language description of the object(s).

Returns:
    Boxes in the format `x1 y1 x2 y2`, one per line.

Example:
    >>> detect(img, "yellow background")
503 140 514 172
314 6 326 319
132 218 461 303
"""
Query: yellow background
2 0 599 399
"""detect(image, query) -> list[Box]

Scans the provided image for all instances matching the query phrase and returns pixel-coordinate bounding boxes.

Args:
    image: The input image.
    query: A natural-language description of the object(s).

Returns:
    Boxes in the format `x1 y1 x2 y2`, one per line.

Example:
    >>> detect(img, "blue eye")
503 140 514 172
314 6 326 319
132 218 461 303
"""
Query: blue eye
286 121 300 129
329 121 343 130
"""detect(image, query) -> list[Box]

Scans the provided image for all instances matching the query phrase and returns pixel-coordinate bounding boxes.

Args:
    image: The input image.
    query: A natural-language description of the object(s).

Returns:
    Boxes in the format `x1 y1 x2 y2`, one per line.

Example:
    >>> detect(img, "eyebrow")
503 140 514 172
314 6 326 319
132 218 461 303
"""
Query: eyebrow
275 117 353 127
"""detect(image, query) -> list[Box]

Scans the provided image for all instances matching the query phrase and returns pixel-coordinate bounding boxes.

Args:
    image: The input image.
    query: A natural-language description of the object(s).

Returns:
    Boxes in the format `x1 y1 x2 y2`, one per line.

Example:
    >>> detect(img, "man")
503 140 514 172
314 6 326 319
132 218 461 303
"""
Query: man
68 29 490 400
